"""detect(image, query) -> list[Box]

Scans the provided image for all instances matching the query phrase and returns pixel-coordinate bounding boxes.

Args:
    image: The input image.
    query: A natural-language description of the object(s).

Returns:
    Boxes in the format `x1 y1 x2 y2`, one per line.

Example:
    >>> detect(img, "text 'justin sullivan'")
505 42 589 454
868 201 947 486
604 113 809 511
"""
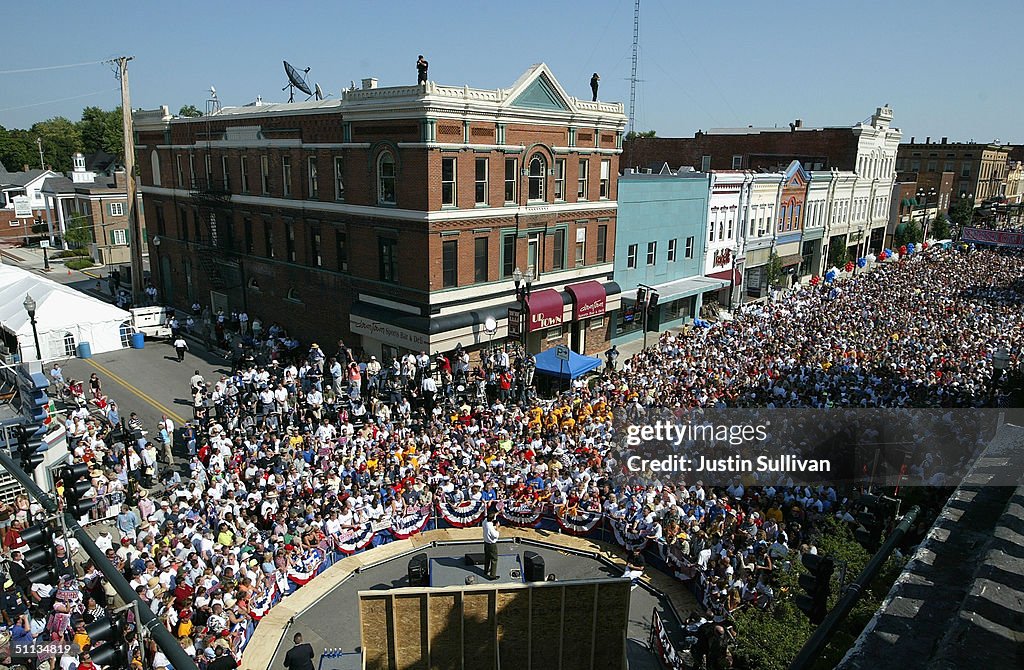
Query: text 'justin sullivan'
626 455 831 473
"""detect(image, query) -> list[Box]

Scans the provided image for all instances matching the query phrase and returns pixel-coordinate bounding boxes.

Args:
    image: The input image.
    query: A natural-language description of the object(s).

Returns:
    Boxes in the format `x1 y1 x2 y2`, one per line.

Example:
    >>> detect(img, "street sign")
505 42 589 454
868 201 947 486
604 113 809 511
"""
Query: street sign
13 196 31 218
507 307 524 339
39 240 49 249
555 344 570 361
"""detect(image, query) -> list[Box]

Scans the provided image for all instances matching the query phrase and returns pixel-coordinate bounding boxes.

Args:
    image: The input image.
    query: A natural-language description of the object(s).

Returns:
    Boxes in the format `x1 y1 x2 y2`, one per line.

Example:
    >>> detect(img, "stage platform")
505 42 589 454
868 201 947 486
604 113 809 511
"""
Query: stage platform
429 554 524 587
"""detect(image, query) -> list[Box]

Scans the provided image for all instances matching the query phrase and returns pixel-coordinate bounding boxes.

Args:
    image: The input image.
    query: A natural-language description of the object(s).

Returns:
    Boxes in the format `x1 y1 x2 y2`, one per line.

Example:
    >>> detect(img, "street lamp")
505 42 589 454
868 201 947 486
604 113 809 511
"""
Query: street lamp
917 187 937 239
484 315 497 356
511 267 532 352
23 294 42 361
151 235 162 300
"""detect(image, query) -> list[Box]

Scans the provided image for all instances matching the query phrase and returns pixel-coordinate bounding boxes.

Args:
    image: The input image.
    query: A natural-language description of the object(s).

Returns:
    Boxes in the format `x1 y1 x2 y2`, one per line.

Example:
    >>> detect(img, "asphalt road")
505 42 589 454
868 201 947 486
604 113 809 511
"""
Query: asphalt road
59 334 230 439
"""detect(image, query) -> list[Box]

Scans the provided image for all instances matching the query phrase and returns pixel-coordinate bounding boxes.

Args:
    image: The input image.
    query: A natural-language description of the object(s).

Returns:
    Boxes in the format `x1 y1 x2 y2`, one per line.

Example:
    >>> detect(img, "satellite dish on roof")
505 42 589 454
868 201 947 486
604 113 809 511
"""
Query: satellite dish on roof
314 82 324 101
282 60 313 102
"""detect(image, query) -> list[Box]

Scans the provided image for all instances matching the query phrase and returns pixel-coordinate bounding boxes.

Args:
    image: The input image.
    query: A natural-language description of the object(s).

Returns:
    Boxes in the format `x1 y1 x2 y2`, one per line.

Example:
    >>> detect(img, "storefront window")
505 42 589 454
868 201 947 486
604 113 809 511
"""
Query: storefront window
746 266 765 298
615 299 644 336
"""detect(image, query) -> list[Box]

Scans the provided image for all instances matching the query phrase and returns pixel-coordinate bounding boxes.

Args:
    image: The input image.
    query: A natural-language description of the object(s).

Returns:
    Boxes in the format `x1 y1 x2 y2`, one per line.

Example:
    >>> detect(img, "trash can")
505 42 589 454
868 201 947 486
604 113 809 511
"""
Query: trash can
130 332 145 349
77 341 92 359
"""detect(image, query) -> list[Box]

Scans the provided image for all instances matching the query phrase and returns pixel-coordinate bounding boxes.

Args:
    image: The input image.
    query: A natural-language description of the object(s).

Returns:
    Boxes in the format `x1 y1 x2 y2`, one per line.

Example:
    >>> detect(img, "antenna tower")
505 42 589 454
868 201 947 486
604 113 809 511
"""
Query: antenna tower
629 0 640 137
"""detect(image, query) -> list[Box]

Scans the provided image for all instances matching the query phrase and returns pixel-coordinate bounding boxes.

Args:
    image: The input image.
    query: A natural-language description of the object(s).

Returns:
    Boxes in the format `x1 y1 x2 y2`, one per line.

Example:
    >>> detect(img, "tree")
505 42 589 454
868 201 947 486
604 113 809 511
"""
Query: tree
79 106 123 157
949 195 974 228
178 105 202 118
894 220 923 247
828 243 850 268
765 251 784 288
64 213 93 248
929 213 951 240
31 117 82 172
0 125 38 172
624 129 656 141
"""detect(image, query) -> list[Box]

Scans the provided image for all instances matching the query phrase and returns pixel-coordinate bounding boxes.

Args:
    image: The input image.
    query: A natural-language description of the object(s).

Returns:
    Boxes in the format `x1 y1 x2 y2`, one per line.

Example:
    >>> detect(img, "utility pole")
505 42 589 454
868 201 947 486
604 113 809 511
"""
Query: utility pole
113 56 145 305
36 137 44 169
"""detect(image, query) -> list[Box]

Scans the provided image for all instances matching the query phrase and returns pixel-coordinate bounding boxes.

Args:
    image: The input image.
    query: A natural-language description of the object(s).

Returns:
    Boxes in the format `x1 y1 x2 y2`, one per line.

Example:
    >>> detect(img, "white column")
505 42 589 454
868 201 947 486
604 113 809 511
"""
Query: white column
56 197 68 248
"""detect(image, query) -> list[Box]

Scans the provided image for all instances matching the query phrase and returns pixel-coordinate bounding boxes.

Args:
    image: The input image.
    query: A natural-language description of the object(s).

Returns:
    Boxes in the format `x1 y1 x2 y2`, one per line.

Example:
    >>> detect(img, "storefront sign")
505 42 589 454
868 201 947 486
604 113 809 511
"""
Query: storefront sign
350 315 429 348
962 227 1024 248
566 281 607 319
526 289 565 332
507 307 524 339
13 196 31 218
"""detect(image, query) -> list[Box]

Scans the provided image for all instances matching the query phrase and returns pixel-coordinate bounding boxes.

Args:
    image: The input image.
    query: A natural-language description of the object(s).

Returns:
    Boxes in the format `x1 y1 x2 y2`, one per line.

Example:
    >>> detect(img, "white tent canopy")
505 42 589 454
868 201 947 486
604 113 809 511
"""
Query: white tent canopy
0 264 131 361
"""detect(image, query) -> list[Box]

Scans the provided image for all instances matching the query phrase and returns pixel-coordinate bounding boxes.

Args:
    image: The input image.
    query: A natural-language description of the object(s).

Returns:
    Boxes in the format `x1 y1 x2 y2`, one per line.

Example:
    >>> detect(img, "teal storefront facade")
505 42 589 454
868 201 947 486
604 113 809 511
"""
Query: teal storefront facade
612 169 725 344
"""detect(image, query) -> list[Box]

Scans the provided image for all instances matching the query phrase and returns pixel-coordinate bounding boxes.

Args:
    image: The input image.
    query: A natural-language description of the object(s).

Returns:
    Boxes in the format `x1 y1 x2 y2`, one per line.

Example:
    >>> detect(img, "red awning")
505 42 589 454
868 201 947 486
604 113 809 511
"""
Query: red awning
706 269 742 284
526 289 565 331
565 281 607 319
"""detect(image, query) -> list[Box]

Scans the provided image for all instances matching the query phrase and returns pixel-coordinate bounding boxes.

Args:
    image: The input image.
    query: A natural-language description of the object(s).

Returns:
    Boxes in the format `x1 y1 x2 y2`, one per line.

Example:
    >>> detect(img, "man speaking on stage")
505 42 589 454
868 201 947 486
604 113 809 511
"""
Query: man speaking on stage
483 509 500 580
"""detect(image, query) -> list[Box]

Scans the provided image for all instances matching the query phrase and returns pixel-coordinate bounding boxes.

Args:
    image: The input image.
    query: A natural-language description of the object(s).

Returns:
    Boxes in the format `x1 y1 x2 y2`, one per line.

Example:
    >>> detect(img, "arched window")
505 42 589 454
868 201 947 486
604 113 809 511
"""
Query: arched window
286 287 302 303
151 150 161 186
247 277 261 292
377 151 396 204
528 155 545 202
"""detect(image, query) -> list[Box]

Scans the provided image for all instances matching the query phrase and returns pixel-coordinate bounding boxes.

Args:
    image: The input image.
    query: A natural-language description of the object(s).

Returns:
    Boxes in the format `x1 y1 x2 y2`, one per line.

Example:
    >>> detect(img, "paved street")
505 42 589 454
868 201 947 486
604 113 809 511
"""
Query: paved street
59 334 229 442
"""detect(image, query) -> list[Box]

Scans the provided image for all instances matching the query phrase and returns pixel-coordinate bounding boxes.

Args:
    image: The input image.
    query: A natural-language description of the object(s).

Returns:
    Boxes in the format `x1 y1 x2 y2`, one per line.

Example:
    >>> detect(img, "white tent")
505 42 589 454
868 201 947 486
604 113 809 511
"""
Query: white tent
0 264 131 361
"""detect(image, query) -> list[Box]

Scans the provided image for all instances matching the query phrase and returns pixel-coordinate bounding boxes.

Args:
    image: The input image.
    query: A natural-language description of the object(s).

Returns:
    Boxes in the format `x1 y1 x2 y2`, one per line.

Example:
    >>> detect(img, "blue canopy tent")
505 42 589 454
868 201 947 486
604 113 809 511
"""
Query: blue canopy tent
533 347 602 380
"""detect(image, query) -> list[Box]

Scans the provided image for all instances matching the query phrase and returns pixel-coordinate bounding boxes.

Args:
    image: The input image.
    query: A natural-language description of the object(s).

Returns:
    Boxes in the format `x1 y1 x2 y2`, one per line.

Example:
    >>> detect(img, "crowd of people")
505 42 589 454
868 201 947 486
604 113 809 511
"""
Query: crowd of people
1 246 1021 670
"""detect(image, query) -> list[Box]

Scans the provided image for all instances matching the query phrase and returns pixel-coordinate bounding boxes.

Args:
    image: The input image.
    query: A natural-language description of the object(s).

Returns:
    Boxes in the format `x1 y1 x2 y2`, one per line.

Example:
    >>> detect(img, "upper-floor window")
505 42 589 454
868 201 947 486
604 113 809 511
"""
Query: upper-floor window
379 237 398 282
528 155 545 202
260 155 270 194
685 236 694 259
577 159 589 200
109 202 124 217
627 243 637 269
240 155 249 193
282 156 292 197
599 160 610 198
596 224 608 263
334 156 345 201
220 156 229 191
307 156 318 199
554 159 566 201
475 158 488 205
646 241 657 265
504 158 518 203
667 238 677 262
442 157 457 206
442 239 458 287
378 152 396 204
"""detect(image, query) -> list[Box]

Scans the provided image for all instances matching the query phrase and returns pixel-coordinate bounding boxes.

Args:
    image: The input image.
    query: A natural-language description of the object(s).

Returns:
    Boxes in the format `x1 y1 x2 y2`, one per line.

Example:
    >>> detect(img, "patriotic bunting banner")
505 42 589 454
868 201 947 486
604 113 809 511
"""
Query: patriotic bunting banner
436 499 486 528
651 610 686 670
287 548 326 585
389 505 432 539
554 506 603 535
333 524 376 555
499 501 543 527
612 520 650 552
248 583 278 621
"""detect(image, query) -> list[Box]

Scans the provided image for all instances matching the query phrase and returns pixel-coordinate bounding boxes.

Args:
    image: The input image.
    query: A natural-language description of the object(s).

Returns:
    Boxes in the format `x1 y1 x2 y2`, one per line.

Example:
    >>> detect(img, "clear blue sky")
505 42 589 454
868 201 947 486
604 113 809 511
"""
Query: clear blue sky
1 0 1019 143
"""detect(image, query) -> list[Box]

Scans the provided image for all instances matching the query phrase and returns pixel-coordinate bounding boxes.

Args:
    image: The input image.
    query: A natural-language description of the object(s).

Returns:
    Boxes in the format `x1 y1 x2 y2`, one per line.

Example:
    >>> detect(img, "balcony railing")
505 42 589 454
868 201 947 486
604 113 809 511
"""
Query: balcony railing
189 178 232 204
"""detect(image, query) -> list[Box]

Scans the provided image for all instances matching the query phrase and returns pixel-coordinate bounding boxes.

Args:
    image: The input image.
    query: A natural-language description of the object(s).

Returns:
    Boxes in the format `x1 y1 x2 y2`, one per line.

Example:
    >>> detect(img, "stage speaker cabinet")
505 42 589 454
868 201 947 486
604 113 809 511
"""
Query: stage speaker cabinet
523 551 545 582
408 553 429 586
464 553 485 566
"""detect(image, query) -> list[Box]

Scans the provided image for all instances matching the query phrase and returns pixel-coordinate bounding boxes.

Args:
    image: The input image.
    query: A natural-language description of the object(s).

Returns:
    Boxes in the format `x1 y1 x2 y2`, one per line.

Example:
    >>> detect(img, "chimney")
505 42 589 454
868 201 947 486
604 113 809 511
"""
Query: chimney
113 170 127 189
361 77 378 90
941 137 948 144
23 164 29 172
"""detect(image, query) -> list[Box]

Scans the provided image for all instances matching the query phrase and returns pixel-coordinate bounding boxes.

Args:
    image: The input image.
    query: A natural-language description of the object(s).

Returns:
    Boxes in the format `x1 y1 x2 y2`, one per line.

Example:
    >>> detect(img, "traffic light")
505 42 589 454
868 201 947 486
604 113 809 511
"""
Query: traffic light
645 291 660 332
853 494 899 552
60 462 96 518
17 422 46 472
87 611 129 667
636 286 647 307
796 553 834 625
20 523 56 585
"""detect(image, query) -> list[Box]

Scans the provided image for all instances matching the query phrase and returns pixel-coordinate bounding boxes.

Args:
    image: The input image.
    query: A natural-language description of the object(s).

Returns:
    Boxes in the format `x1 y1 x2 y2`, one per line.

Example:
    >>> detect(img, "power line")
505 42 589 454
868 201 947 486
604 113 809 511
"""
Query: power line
0 89 119 114
0 59 107 75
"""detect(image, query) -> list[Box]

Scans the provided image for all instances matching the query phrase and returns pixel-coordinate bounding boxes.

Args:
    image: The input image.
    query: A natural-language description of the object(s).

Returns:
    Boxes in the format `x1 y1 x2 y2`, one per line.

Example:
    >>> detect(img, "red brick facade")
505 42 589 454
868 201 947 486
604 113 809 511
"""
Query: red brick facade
137 66 627 359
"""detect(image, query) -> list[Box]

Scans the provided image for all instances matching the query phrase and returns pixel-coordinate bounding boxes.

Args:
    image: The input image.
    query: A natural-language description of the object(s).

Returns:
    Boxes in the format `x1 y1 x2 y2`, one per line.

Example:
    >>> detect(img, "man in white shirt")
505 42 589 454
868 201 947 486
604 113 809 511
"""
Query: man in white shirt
483 509 500 580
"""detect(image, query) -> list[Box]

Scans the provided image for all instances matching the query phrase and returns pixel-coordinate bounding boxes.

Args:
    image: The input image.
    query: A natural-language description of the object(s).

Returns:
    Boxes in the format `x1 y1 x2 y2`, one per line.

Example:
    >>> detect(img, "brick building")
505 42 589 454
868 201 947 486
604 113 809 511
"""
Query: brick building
41 153 142 265
134 64 627 359
896 138 1009 205
623 107 900 260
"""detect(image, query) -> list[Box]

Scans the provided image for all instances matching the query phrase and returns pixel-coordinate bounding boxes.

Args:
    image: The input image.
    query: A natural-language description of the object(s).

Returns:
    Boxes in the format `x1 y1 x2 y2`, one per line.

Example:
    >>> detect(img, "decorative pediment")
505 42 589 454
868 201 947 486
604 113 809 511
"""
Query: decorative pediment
506 64 574 112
